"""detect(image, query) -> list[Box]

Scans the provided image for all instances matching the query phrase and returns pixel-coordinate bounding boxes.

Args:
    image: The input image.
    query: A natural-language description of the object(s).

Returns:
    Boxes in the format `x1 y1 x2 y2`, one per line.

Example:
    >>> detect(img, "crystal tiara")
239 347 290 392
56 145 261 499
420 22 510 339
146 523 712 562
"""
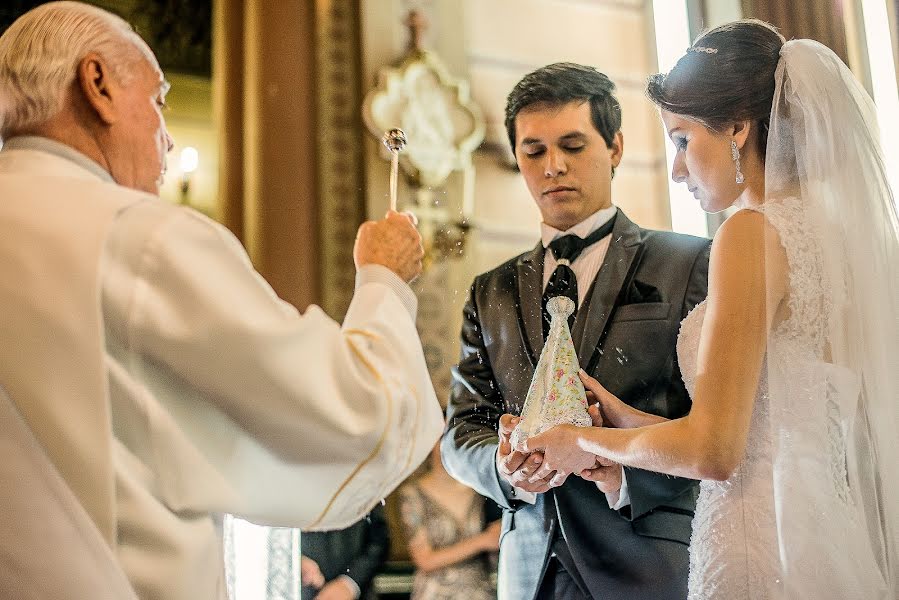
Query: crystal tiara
688 46 719 54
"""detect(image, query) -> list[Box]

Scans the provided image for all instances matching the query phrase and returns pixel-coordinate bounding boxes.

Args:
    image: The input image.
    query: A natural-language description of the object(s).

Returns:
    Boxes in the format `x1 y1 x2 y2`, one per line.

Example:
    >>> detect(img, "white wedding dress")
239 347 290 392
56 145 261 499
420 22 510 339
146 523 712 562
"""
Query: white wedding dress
677 198 888 599
655 38 899 600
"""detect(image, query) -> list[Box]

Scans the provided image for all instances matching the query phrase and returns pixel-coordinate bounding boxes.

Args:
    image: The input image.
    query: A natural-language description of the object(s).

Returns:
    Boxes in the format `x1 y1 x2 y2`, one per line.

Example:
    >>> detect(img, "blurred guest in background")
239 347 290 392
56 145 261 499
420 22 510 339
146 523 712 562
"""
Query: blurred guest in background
399 445 500 600
300 506 389 600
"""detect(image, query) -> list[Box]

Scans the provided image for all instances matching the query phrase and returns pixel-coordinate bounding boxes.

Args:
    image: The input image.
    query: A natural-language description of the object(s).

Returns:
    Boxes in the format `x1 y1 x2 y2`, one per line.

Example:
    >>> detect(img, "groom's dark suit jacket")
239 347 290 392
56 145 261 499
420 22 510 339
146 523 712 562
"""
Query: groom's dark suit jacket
442 210 710 600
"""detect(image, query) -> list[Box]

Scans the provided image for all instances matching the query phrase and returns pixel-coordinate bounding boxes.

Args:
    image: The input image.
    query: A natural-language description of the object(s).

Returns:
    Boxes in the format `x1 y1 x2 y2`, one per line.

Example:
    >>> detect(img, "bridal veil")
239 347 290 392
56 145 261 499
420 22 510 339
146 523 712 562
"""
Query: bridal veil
763 39 899 598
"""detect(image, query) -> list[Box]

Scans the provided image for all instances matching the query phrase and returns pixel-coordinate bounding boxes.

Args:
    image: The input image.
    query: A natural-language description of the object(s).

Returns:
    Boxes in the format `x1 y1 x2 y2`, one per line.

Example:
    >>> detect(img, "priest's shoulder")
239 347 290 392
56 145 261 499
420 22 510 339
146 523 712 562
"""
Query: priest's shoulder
106 187 236 255
68 177 160 213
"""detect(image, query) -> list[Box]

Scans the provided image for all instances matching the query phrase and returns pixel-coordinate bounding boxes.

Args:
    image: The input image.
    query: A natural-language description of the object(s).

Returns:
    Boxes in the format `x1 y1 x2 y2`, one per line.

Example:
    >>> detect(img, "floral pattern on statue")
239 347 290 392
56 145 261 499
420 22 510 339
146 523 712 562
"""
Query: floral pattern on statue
512 296 592 449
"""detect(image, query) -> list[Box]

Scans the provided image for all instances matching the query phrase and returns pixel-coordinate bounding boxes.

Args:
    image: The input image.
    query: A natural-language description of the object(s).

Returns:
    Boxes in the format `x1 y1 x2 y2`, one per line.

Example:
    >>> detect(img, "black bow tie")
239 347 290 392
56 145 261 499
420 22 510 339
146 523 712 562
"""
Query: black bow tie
543 213 617 338
547 215 617 263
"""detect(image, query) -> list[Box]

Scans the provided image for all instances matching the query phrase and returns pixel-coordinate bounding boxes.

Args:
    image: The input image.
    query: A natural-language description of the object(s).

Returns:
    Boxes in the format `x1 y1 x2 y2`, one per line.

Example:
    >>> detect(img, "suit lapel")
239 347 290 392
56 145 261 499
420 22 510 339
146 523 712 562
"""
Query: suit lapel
575 211 644 364
516 242 545 368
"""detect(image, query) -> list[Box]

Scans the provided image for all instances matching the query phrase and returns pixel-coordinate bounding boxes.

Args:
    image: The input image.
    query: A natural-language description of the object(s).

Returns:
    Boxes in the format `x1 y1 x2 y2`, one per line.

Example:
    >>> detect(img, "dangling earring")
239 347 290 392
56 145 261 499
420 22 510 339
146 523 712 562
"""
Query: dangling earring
731 139 745 184
611 166 616 180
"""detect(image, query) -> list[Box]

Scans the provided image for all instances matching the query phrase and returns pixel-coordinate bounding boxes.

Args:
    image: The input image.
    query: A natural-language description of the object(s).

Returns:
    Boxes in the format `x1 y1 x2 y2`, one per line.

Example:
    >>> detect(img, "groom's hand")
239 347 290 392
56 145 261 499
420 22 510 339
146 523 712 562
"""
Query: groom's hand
579 404 624 495
580 455 623 494
496 414 556 493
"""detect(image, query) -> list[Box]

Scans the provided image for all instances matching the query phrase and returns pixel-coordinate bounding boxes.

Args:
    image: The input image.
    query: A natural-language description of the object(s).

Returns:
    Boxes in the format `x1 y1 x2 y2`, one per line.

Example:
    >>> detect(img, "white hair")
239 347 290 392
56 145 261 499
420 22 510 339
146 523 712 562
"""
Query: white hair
0 1 156 139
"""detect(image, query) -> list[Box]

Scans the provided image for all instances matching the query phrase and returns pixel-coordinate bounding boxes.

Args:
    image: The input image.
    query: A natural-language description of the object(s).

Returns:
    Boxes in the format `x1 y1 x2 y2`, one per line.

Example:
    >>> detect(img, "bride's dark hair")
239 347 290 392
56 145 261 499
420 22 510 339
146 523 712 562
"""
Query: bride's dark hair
647 19 786 159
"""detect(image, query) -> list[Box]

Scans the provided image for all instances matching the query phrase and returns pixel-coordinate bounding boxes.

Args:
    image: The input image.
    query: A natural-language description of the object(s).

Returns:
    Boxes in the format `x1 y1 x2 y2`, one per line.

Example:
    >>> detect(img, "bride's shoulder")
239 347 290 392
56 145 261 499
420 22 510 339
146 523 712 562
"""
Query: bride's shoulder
713 209 771 253
708 210 765 273
739 197 818 266
748 196 809 232
719 204 794 251
712 209 789 300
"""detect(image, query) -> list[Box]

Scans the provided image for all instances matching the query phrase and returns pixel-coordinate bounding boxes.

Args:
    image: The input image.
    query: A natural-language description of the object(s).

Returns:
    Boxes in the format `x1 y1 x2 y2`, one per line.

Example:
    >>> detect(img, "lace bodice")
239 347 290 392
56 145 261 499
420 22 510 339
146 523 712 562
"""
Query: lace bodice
761 198 831 357
676 199 873 599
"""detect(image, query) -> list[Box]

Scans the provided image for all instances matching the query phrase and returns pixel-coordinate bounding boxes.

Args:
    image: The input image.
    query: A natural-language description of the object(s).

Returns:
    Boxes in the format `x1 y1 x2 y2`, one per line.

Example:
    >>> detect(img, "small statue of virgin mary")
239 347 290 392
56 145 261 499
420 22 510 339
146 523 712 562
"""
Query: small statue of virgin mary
511 296 592 450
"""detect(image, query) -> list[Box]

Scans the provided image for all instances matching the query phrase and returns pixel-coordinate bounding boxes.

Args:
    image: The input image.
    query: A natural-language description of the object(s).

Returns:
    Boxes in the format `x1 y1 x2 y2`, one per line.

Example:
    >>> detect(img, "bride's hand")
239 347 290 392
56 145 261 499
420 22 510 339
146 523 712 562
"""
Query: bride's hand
518 425 598 484
581 369 649 429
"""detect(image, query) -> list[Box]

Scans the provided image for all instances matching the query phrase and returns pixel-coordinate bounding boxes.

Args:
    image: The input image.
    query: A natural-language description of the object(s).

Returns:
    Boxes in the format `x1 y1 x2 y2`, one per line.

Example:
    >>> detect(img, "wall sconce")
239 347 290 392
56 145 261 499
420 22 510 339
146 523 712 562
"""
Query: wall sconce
179 146 199 205
361 10 484 266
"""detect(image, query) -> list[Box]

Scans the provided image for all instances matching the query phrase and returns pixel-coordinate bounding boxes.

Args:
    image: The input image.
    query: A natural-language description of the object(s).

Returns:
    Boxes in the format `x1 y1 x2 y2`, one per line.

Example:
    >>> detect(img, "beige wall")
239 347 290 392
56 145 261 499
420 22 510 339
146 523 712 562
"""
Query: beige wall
144 1 673 401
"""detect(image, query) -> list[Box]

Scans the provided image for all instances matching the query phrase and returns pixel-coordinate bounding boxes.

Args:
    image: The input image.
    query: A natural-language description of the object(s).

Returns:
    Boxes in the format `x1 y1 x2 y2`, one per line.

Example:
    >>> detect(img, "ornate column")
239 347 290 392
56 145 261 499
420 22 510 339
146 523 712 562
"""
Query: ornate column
213 0 320 311
315 0 367 319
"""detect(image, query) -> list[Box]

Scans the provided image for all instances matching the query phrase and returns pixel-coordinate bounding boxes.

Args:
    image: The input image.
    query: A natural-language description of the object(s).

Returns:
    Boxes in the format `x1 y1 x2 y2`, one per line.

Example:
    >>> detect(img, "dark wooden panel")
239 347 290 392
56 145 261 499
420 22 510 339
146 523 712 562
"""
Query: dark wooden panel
0 0 212 77
741 0 849 64
0 1 49 31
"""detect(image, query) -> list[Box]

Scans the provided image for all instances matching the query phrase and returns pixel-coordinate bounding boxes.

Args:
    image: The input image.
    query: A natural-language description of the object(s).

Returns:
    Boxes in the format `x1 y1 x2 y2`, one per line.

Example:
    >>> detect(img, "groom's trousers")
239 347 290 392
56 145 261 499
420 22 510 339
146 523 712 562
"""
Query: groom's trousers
537 558 591 600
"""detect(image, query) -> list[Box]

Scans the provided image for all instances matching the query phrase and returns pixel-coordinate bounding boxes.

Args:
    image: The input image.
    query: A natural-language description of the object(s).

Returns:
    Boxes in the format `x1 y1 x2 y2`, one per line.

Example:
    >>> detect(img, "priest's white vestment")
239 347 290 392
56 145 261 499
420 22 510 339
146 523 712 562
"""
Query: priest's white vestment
0 138 444 600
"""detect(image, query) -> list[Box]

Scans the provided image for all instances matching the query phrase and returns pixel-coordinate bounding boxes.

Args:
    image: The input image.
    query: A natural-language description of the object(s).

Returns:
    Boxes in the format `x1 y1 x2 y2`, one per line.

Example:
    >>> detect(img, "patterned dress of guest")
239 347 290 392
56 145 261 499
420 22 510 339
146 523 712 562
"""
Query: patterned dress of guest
398 482 496 600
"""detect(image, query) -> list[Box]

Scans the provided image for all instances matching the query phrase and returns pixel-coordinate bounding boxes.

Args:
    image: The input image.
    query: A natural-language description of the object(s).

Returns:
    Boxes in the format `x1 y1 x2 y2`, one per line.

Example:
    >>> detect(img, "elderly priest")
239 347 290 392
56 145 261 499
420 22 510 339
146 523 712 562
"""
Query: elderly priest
0 2 443 599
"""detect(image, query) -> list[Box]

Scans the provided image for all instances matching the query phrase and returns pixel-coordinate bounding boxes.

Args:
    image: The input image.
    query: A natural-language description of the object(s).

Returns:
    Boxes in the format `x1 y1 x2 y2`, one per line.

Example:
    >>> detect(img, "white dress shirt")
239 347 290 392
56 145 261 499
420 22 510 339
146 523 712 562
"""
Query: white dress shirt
516 206 630 510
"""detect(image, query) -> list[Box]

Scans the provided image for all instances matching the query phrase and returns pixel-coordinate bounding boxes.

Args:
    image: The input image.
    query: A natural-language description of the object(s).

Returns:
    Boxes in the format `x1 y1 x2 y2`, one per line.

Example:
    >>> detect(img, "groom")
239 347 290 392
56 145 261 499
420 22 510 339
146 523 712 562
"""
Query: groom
441 63 710 600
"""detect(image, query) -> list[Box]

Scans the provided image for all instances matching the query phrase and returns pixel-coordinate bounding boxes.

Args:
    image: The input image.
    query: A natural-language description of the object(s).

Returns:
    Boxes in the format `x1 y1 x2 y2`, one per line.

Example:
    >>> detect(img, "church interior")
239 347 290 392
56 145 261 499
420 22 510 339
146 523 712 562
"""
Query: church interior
1 1 896 598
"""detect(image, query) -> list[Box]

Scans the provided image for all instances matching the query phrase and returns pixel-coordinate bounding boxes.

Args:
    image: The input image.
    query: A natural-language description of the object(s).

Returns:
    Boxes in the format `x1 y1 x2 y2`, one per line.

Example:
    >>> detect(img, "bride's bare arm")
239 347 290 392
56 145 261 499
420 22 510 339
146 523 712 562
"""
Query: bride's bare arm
525 210 788 481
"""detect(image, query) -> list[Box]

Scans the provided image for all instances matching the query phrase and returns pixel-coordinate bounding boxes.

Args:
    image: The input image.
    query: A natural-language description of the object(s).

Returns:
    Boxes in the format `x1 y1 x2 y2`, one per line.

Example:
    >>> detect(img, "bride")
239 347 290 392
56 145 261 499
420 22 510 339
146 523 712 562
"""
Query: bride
518 20 899 599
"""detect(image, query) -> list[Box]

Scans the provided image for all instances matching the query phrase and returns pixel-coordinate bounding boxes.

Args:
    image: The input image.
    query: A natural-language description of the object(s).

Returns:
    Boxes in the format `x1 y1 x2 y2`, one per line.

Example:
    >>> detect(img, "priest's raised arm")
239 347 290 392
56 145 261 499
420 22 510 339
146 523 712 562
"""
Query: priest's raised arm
102 202 443 533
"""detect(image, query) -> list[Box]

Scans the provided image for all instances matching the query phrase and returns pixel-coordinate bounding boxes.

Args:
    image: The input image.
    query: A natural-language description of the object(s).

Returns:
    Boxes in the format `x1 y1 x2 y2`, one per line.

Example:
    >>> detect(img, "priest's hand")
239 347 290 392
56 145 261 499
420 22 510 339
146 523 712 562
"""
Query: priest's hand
496 414 557 493
577 405 623 494
519 424 598 484
354 210 424 282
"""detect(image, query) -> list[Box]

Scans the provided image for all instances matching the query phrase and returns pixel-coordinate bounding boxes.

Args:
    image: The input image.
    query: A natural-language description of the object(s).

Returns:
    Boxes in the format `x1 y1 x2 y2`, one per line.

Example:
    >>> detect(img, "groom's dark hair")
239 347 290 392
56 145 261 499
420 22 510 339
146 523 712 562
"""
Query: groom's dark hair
504 62 622 154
